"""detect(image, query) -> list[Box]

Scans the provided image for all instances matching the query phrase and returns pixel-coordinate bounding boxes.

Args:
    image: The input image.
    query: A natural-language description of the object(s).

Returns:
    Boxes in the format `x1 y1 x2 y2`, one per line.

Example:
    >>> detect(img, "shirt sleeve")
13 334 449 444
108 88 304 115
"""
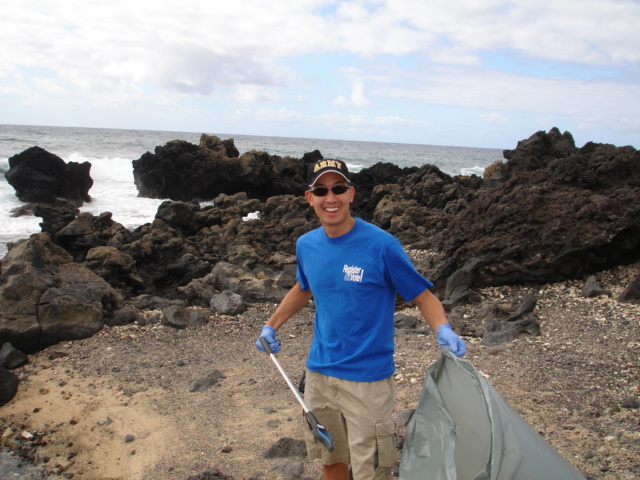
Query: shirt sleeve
384 239 433 301
295 239 311 291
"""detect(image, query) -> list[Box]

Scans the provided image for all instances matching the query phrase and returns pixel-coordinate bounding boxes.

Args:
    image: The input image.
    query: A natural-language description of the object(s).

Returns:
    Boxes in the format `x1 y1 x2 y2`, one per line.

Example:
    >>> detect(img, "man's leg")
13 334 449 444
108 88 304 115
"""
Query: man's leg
303 372 351 470
303 372 395 480
338 377 396 480
323 462 350 480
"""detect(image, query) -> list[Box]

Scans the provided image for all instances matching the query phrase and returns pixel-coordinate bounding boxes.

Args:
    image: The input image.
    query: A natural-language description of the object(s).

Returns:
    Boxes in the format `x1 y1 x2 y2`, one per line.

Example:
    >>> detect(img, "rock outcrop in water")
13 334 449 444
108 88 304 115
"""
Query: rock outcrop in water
4 146 93 205
132 134 317 201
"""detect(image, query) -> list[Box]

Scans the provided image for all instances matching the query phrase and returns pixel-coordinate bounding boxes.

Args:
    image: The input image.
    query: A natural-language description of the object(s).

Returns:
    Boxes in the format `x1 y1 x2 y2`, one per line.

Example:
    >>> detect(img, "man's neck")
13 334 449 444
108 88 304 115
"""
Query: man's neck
323 216 356 238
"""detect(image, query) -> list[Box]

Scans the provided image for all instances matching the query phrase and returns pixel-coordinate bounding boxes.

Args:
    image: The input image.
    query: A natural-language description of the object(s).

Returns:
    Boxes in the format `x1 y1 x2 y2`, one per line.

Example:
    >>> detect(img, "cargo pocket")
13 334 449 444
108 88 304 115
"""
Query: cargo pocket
301 408 323 460
375 420 397 469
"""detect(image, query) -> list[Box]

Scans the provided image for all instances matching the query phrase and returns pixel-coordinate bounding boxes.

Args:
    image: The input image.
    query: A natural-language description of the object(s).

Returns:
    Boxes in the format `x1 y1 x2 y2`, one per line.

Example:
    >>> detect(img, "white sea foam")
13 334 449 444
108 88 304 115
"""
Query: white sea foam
74 154 165 230
0 197 43 257
0 125 503 258
460 165 487 177
346 163 365 172
0 153 166 257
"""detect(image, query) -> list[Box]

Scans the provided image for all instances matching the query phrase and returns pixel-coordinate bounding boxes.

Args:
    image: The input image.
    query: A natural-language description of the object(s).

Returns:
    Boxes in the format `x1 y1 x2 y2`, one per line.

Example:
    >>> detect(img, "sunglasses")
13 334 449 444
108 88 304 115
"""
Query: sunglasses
308 184 352 196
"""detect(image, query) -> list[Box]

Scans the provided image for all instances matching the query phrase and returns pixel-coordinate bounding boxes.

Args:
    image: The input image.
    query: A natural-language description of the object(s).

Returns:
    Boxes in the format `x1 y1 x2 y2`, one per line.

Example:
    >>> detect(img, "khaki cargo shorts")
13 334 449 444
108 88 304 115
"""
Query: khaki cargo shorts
302 370 396 480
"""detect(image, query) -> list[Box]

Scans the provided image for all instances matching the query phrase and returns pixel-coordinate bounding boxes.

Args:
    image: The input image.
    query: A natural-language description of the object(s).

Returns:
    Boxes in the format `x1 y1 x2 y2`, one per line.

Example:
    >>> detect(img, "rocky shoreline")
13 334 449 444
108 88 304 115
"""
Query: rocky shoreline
1 259 639 479
1 127 640 479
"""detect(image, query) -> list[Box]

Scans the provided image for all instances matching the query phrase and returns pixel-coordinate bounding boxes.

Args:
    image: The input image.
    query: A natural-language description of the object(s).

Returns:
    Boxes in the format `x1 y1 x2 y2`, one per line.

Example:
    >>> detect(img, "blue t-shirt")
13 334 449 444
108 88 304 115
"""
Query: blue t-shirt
296 218 433 382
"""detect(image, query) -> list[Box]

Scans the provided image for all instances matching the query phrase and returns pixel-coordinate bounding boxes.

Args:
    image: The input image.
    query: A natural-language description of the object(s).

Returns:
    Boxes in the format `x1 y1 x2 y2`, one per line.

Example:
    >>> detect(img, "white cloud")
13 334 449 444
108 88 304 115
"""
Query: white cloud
233 86 280 103
4 1 639 99
576 114 640 138
1 1 639 147
2 1 299 101
379 0 640 66
250 108 305 123
480 112 508 125
373 66 640 119
333 81 370 108
319 111 424 130
0 64 28 96
32 78 69 96
371 116 417 126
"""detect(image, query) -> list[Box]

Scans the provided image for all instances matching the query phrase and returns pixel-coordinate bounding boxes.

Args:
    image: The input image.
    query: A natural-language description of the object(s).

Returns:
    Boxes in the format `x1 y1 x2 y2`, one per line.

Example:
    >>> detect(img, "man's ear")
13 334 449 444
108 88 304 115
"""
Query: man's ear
304 190 313 205
349 186 355 203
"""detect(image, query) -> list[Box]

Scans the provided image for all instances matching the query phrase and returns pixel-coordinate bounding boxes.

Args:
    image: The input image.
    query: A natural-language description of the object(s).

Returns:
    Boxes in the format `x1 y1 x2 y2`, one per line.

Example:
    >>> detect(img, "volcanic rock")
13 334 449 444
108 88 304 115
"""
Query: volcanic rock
0 234 123 353
120 219 210 295
0 366 19 406
186 468 234 480
189 369 226 392
0 343 28 369
54 212 131 262
263 438 307 459
161 304 190 329
582 275 612 298
4 127 640 354
5 146 93 205
132 134 308 201
84 246 144 293
619 276 640 303
416 128 640 291
210 290 244 315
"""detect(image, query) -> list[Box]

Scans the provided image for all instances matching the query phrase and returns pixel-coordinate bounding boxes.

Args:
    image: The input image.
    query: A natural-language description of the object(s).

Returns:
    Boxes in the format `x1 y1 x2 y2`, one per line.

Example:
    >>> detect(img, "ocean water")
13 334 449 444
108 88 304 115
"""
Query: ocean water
0 124 504 257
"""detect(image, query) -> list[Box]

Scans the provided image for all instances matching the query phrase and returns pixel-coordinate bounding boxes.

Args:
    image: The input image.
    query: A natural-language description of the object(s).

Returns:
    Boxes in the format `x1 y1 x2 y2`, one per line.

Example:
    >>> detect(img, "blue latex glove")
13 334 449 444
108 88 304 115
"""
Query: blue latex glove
437 324 466 357
256 325 281 353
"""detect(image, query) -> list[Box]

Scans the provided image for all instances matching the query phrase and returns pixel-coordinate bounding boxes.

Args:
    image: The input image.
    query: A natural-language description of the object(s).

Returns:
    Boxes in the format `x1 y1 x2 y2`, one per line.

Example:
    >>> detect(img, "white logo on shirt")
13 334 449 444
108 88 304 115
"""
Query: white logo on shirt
343 265 364 282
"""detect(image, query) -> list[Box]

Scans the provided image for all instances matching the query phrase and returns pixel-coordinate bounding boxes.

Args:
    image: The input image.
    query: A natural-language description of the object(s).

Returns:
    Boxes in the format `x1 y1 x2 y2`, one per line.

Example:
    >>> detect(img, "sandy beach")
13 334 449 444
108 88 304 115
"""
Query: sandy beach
1 260 639 480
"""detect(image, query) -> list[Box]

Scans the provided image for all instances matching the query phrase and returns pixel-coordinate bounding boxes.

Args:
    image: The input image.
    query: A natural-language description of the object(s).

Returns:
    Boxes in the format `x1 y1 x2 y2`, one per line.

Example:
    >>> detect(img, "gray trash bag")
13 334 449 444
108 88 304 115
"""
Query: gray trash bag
399 349 586 480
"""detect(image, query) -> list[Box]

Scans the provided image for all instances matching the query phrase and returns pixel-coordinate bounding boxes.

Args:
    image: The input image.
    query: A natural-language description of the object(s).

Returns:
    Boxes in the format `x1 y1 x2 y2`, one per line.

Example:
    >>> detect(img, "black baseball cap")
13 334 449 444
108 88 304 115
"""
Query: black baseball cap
307 159 350 186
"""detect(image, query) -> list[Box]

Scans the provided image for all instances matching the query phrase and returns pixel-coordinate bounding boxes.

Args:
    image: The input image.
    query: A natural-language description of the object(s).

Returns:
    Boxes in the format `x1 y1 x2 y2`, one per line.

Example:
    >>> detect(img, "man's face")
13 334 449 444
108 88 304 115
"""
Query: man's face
305 171 355 236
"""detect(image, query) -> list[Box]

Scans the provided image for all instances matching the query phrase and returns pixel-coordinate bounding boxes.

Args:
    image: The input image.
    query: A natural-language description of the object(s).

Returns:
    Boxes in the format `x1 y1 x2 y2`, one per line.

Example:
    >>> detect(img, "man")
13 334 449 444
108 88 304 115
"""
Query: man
256 159 466 480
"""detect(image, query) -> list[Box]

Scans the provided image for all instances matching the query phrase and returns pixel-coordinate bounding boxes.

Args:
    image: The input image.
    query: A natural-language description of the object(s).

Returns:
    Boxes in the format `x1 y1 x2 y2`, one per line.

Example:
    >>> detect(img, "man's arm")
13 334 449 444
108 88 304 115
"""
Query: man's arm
267 282 313 330
256 282 312 353
412 288 466 356
412 288 448 330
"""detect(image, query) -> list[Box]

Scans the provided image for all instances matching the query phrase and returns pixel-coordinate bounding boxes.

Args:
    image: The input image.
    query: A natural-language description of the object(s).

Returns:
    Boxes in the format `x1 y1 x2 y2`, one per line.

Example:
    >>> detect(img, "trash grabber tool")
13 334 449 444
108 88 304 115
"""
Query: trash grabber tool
260 337 334 452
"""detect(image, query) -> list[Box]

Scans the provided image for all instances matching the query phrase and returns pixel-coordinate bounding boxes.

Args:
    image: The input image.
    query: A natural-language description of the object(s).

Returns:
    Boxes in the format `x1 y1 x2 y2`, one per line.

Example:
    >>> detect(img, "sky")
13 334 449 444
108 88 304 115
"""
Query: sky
2 0 639 150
